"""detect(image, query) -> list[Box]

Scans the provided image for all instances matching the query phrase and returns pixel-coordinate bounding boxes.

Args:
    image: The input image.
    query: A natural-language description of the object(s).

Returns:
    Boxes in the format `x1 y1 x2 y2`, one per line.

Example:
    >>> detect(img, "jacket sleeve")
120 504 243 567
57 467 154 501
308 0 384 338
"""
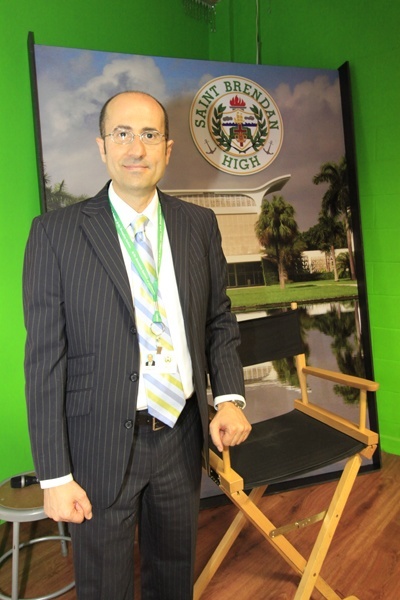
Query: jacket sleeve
205 211 245 399
23 217 71 480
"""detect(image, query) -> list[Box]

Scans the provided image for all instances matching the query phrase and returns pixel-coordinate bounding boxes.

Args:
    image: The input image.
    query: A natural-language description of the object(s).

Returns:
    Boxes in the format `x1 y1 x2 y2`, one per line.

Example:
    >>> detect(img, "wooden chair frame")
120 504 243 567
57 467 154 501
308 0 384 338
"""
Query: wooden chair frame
195 306 379 600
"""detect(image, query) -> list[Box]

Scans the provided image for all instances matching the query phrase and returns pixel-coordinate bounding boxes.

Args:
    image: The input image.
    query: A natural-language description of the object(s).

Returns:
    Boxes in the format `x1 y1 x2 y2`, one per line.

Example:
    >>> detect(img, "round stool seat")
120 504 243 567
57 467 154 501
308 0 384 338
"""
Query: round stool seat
0 478 44 522
0 473 75 600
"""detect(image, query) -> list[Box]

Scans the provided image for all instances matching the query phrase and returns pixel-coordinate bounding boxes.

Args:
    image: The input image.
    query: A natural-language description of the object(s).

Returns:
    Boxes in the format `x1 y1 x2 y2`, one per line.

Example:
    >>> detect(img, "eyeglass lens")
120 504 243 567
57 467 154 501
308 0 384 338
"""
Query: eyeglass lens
108 128 164 145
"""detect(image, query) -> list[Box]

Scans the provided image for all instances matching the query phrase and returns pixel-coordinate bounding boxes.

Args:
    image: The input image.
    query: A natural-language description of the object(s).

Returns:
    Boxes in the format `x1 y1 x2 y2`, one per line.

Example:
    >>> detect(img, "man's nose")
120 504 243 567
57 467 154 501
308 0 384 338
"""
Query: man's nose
126 136 146 157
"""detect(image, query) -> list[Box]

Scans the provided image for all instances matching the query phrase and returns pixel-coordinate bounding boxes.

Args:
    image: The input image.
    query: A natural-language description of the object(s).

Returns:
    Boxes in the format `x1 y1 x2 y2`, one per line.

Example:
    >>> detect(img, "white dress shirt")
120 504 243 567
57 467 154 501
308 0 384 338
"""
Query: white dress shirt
109 183 194 408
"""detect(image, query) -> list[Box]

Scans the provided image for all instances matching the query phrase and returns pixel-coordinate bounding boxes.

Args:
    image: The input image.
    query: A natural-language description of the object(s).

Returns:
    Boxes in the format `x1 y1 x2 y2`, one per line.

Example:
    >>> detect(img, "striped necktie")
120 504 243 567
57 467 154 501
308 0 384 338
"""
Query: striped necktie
131 215 185 427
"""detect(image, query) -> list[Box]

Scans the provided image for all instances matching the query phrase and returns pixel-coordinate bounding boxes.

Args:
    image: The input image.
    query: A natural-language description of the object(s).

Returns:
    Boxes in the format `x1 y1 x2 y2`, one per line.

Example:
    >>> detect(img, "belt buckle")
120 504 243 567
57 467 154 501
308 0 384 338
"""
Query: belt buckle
152 417 164 431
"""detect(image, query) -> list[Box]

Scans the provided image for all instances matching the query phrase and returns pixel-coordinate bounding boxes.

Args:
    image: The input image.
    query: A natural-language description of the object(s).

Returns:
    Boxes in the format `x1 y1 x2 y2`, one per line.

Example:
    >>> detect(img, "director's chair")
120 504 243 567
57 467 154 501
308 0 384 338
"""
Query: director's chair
195 304 379 600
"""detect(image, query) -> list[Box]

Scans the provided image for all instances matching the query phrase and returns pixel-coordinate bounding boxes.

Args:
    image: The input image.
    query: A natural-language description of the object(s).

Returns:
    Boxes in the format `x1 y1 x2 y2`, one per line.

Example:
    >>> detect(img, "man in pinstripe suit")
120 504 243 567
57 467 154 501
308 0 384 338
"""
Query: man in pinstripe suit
23 91 251 599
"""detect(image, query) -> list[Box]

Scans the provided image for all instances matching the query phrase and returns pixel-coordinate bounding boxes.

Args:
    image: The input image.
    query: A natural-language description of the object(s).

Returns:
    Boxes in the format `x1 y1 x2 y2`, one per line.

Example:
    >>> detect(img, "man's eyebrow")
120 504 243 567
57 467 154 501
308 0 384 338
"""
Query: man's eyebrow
113 124 133 130
112 125 159 132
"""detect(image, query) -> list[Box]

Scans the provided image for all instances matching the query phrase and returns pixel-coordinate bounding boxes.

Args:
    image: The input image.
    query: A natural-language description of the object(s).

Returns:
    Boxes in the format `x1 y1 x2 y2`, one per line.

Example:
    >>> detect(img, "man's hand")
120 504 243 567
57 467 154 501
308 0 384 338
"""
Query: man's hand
44 481 93 523
209 402 252 452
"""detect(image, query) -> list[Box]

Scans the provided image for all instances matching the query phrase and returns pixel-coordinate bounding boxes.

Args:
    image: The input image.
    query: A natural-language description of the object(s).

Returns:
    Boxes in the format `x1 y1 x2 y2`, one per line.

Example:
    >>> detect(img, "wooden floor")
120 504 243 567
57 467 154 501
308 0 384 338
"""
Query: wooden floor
1 452 399 599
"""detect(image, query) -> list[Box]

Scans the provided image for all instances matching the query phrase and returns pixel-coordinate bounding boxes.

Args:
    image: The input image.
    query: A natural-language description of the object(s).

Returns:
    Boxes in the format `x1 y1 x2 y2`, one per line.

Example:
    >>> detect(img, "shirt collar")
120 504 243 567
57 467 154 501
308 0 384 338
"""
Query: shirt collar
108 182 159 229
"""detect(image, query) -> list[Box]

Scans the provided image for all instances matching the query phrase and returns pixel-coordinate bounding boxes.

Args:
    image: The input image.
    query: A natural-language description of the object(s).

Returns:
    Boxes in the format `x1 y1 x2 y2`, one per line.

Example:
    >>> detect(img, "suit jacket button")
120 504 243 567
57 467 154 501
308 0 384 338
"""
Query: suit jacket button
124 419 134 429
130 326 137 335
129 372 138 382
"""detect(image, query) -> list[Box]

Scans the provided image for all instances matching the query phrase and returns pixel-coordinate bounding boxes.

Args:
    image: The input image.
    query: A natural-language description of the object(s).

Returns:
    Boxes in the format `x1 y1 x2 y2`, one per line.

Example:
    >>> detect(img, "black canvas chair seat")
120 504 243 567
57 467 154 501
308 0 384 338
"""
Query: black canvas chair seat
195 305 379 600
212 410 366 489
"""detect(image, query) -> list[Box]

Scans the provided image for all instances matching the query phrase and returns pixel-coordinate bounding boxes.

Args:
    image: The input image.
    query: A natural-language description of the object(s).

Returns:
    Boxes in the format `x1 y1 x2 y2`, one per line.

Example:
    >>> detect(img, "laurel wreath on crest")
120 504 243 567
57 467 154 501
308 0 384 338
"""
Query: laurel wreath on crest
211 102 268 151
211 104 231 150
249 105 268 150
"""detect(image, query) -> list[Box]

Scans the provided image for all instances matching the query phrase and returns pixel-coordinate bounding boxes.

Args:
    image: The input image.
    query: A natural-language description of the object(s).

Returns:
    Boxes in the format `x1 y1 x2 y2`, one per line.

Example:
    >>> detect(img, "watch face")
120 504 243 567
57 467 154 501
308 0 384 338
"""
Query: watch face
216 399 245 410
232 400 244 409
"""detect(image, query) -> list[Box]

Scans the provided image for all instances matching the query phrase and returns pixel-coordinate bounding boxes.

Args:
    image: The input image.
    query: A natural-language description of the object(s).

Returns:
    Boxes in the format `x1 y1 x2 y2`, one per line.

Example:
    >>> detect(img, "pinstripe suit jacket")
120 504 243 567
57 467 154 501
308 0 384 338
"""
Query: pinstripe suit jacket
23 183 245 508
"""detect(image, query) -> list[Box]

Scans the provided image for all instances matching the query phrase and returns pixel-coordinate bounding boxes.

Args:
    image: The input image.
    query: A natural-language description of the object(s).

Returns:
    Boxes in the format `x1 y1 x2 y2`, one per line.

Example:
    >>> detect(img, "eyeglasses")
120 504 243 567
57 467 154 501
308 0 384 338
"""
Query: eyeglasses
104 127 166 145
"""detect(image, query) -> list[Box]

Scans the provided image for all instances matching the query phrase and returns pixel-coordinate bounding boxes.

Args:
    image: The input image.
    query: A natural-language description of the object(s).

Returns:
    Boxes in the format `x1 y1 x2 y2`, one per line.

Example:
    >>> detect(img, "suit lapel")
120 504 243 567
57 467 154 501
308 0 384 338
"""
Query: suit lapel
80 184 134 317
78 187 191 322
159 191 191 326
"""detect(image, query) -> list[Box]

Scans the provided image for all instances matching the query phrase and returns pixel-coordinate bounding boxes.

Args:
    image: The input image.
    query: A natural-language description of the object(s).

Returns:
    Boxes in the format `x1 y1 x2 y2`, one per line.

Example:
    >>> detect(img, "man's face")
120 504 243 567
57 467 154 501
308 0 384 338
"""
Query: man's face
96 93 173 207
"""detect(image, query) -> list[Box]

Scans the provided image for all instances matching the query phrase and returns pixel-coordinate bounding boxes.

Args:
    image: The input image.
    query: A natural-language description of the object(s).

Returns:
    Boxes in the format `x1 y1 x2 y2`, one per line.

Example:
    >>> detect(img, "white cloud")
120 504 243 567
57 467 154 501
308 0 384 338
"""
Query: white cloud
39 55 168 195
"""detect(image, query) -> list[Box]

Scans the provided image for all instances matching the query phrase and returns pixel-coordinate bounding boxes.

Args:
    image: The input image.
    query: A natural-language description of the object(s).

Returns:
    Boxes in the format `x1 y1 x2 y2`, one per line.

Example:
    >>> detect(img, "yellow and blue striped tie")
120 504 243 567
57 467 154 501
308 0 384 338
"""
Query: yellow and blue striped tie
131 215 185 427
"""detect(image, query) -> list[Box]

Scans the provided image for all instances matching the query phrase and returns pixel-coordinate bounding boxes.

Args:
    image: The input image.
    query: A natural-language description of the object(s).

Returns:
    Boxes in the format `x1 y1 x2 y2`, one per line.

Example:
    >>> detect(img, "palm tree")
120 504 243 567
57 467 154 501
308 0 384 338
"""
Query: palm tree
314 213 345 281
255 195 299 289
313 156 356 280
45 179 88 211
336 252 351 279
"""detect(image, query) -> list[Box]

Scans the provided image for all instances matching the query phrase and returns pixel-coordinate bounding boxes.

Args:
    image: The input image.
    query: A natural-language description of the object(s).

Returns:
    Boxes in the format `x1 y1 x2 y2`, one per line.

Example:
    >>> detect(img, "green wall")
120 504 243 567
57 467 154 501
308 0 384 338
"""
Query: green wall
1 0 399 483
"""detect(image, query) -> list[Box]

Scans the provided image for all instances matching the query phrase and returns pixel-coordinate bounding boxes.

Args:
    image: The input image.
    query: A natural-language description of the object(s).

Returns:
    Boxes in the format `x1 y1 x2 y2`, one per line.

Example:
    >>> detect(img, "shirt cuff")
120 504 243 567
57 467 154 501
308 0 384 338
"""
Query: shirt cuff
213 394 246 410
39 473 74 489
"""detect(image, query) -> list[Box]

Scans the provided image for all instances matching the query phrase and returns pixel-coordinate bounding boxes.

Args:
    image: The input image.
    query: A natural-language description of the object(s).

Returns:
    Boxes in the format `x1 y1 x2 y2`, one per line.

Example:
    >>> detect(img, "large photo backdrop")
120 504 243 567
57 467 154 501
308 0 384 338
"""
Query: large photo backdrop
29 37 379 500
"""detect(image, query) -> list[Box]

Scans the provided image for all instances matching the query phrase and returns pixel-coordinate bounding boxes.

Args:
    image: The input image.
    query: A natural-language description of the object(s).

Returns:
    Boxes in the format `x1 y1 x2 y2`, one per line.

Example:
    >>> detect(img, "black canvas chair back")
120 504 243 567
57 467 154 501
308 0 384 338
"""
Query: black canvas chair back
237 309 304 366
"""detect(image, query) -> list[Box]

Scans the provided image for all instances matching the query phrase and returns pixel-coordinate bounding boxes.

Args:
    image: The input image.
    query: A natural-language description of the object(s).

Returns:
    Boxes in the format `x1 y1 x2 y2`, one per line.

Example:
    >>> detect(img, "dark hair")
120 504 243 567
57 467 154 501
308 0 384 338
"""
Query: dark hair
98 91 169 141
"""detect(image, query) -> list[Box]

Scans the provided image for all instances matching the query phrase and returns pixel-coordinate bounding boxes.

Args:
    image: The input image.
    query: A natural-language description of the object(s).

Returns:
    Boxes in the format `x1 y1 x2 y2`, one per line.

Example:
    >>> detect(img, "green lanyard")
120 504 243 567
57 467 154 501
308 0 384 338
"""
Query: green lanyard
110 200 165 325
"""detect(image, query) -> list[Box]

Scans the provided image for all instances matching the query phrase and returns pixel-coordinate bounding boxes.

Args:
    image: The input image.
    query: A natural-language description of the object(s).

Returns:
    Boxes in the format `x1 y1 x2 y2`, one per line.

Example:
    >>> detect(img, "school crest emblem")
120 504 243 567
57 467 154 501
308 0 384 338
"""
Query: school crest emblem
190 76 283 176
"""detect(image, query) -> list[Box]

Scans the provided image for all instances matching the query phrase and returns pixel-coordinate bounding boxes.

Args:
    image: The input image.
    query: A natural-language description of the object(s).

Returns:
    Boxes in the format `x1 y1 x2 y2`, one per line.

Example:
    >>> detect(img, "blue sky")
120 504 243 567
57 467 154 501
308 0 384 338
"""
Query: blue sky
34 44 345 230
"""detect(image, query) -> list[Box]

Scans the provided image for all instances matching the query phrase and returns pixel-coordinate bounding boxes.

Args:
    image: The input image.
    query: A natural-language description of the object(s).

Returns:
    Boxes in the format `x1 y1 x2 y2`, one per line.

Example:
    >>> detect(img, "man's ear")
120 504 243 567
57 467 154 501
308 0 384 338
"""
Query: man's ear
165 139 174 165
96 137 107 162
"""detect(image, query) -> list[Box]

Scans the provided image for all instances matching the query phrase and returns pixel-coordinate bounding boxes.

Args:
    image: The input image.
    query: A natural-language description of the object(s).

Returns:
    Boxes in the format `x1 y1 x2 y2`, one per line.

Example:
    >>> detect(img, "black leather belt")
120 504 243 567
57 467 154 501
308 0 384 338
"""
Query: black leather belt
135 410 165 431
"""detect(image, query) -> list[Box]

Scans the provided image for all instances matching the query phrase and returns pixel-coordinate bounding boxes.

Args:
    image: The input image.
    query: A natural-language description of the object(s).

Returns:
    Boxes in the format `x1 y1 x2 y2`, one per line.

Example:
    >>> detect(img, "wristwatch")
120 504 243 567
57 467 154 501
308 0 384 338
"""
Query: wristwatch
217 399 246 410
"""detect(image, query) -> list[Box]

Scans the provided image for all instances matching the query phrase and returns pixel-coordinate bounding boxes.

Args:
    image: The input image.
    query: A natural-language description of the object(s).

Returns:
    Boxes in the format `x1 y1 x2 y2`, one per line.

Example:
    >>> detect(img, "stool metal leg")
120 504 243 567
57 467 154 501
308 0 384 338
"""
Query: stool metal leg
56 523 68 558
11 522 19 600
0 531 74 600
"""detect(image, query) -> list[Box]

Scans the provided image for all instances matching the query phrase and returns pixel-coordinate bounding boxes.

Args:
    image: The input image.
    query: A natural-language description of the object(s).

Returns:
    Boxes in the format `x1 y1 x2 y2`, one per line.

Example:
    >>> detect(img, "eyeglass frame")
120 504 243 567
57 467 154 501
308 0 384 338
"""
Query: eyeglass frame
103 127 167 146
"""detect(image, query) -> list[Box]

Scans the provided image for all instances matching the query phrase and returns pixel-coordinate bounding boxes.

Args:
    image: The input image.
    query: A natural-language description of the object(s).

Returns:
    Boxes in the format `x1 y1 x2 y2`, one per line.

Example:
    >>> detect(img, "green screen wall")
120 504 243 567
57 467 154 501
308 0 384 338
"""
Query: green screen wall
1 0 399 484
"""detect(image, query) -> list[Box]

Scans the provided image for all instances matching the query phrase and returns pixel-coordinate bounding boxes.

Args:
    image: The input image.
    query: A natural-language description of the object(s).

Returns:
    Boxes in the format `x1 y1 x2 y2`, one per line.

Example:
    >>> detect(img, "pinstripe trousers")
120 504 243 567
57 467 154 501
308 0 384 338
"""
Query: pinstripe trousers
69 398 203 600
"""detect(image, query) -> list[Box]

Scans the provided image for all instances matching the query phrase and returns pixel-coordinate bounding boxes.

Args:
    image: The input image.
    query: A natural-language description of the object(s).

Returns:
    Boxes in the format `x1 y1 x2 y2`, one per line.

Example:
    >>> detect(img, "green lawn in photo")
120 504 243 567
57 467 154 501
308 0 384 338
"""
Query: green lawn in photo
227 279 358 311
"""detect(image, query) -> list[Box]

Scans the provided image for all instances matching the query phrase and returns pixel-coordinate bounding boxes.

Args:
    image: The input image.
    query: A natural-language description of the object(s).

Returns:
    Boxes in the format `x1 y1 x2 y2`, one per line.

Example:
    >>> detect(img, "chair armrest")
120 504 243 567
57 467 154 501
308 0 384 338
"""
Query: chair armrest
209 448 244 494
296 366 379 444
207 405 244 493
302 366 379 392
